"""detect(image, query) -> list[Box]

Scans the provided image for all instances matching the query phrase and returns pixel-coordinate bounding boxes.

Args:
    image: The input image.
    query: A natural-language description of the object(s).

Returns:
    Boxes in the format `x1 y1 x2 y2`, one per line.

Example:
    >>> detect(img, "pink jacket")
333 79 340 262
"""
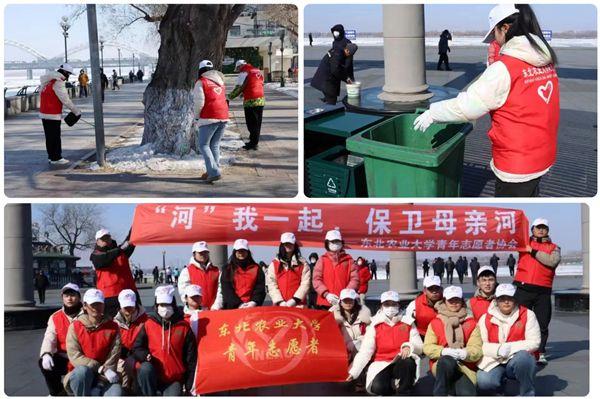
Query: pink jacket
312 251 359 299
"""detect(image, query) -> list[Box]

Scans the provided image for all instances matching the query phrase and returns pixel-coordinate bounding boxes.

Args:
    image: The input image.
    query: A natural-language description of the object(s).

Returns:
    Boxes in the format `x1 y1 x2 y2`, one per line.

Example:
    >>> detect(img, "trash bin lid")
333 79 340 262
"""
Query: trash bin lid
305 112 385 138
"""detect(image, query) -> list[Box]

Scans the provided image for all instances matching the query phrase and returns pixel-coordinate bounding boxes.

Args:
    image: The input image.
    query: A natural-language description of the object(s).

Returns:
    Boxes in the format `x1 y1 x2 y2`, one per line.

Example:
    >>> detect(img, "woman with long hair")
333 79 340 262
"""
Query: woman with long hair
220 239 266 309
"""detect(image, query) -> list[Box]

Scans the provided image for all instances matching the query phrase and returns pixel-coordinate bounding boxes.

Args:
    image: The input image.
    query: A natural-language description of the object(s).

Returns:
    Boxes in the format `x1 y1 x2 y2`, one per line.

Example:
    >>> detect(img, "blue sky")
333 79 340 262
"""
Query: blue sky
31 203 583 270
304 4 597 33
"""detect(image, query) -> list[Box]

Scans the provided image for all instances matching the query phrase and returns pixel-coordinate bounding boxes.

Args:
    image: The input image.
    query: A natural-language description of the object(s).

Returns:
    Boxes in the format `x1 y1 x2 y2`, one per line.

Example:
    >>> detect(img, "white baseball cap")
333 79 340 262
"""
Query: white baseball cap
325 229 342 241
185 284 203 298
380 290 400 303
95 228 111 240
495 283 517 298
340 288 358 301
233 239 249 251
235 60 247 70
199 60 213 69
424 275 442 288
477 265 496 277
83 288 105 304
532 218 549 228
192 241 209 253
59 63 74 74
61 283 80 294
118 289 137 308
483 4 520 43
280 232 296 244
443 286 463 300
155 285 175 304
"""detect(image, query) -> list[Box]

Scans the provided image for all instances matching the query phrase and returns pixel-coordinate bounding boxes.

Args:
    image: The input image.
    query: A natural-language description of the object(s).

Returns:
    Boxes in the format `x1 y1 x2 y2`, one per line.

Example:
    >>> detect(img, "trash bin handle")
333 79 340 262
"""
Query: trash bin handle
414 108 428 114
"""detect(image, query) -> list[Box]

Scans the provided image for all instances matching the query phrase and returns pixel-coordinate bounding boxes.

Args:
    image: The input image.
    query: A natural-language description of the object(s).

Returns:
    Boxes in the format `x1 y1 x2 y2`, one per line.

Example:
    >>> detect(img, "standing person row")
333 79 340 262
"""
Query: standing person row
39 63 81 165
415 4 560 197
90 229 139 318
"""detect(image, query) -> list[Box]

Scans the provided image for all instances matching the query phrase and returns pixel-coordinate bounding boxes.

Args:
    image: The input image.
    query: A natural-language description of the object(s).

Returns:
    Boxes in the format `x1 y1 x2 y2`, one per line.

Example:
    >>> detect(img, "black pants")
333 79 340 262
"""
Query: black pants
437 53 450 70
79 86 88 98
307 289 317 309
495 176 541 197
457 271 464 284
370 358 417 395
37 288 46 304
509 266 515 276
446 268 454 284
470 268 478 285
433 356 476 396
423 268 429 277
514 286 552 353
244 106 264 146
42 119 63 161
38 354 69 395
323 94 337 105
105 290 142 318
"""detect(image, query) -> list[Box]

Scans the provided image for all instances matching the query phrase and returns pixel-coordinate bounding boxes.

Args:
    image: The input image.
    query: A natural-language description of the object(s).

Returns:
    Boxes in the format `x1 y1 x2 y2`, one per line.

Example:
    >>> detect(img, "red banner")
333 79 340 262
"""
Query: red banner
192 307 348 394
130 204 530 251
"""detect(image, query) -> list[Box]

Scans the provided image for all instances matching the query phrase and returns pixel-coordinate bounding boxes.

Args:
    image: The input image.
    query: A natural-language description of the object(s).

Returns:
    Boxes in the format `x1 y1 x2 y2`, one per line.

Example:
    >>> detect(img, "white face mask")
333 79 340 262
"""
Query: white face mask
333 31 340 38
383 306 400 318
329 242 342 252
157 305 174 319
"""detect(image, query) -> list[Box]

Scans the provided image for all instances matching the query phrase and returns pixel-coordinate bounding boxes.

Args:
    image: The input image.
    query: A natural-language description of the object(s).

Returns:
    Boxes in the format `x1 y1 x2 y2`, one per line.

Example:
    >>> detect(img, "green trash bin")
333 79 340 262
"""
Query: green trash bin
306 145 367 197
346 111 473 197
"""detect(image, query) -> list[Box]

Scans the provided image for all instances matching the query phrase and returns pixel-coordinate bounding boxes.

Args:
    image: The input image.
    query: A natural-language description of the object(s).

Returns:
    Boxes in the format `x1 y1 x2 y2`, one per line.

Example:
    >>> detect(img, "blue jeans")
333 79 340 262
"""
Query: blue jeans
69 365 122 396
477 350 536 396
198 121 227 178
137 361 182 396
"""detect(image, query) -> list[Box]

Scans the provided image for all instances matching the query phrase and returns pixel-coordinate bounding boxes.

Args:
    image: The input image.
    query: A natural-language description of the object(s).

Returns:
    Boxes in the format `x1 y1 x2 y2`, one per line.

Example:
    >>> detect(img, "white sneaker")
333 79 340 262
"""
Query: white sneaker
537 353 549 365
49 158 70 165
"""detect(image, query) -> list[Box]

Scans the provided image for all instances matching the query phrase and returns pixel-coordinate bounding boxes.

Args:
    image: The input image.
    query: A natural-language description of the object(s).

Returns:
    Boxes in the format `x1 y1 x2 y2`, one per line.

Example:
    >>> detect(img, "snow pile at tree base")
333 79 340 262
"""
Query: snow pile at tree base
89 129 245 173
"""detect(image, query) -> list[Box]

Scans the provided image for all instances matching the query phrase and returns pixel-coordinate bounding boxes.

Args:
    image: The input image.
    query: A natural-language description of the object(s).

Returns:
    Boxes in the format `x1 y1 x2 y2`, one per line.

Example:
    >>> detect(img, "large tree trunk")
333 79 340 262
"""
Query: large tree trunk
141 5 245 155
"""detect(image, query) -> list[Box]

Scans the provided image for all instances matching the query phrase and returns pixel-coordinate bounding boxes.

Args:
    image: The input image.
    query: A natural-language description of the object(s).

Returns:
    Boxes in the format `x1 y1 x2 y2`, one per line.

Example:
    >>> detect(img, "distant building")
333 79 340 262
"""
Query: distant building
32 240 80 289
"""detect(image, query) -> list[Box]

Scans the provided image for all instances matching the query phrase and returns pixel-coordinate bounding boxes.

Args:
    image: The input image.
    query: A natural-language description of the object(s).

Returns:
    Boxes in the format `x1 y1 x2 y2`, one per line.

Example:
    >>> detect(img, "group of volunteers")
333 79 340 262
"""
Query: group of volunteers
38 57 265 183
38 217 560 396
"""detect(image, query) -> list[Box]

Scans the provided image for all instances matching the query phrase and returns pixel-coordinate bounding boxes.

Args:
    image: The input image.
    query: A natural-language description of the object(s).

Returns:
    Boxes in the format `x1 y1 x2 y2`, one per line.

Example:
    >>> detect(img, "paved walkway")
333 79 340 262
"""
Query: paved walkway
4 78 298 198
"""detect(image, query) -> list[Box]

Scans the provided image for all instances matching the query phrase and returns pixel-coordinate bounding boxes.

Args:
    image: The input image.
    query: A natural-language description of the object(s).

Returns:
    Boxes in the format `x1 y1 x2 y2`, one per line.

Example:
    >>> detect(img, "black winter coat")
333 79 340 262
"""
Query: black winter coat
438 31 452 55
310 48 350 98
220 263 266 309
330 24 355 81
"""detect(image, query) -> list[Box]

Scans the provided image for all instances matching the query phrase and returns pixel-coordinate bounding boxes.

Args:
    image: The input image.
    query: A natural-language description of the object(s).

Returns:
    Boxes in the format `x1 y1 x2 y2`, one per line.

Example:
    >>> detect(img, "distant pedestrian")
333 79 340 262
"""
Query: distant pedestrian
370 259 378 280
173 267 180 284
136 69 144 82
422 259 430 277
456 256 467 284
228 60 265 150
78 69 89 98
193 60 229 184
111 70 120 90
34 270 50 304
490 253 500 275
152 266 159 285
129 70 135 84
385 261 390 279
433 257 445 280
470 257 480 285
39 63 81 165
437 29 453 70
100 68 109 102
355 257 372 304
309 32 314 46
445 257 455 284
507 253 516 277
166 266 172 284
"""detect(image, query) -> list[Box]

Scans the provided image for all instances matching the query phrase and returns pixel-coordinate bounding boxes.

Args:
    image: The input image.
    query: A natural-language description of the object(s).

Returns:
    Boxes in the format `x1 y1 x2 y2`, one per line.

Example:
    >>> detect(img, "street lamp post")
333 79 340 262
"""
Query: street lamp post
162 251 166 273
118 48 122 76
132 53 135 76
60 16 71 63
268 42 273 83
99 36 104 69
279 30 285 88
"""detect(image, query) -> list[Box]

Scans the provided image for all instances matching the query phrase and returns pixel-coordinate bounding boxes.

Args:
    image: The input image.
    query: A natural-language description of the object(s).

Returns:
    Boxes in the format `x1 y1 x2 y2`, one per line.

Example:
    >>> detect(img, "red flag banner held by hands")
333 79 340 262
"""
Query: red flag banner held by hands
130 204 530 252
192 307 348 394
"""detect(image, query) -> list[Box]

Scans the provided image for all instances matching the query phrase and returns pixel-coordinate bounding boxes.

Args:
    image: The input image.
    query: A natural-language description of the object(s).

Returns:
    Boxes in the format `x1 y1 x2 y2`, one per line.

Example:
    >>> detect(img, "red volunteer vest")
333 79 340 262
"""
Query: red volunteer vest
470 296 492 321
95 252 137 298
485 306 528 343
51 310 71 353
198 77 229 120
187 263 220 308
240 64 264 100
317 253 354 307
414 293 438 336
233 264 260 303
373 322 412 362
145 318 190 384
40 79 63 115
273 259 304 303
68 319 119 371
119 313 148 352
514 239 558 288
429 317 478 371
357 265 371 294
489 55 559 174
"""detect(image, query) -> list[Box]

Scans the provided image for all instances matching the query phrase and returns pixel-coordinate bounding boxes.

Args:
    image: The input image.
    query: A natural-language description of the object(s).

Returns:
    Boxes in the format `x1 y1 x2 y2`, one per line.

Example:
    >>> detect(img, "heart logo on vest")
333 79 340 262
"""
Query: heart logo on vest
537 81 553 104
213 87 222 95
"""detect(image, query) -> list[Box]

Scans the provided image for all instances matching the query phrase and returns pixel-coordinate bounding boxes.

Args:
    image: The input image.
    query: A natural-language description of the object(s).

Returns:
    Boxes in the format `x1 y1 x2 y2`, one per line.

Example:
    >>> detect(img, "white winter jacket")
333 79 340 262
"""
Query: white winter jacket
429 35 554 182
40 307 82 357
329 304 372 357
192 69 229 126
177 257 223 310
477 301 541 372
39 71 81 120
349 310 423 393
266 255 311 305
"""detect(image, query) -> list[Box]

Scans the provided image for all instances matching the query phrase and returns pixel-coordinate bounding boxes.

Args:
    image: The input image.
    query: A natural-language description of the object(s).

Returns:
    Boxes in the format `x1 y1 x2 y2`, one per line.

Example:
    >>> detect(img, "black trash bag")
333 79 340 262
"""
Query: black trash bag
64 112 81 127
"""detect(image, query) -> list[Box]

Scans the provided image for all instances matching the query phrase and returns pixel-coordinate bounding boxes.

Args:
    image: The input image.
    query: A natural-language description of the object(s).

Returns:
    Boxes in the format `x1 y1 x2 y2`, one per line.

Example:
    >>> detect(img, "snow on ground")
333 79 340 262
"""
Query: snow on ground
88 125 245 173
305 37 597 48
266 82 298 98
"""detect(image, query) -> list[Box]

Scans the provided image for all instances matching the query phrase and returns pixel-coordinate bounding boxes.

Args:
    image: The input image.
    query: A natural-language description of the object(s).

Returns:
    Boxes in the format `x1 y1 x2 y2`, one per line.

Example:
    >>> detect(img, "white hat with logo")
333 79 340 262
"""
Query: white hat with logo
83 288 105 304
233 239 249 251
340 288 358 301
477 265 496 277
495 283 517 298
380 290 400 303
61 283 80 294
483 4 520 43
118 289 137 308
280 232 296 244
95 228 110 240
443 285 463 300
532 218 549 227
424 275 442 288
192 241 209 253
199 60 214 69
325 229 342 241
185 284 203 298
59 63 75 74
155 285 175 304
